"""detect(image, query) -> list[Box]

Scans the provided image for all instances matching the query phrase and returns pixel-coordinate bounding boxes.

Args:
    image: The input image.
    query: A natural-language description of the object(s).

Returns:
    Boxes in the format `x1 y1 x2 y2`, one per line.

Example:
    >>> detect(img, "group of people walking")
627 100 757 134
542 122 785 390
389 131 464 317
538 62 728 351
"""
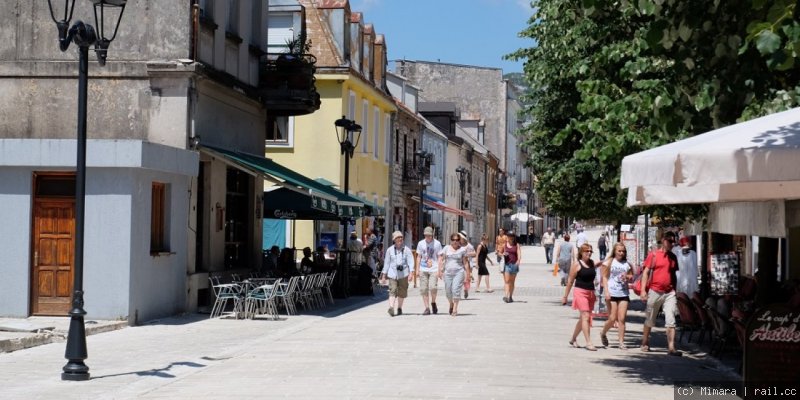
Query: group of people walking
379 227 523 317
560 230 683 356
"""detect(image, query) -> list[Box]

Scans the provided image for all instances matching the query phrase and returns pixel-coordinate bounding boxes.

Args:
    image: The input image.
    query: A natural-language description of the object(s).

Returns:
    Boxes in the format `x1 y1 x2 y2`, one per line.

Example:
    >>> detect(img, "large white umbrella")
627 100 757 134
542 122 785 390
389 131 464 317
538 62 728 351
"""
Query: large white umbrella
509 212 542 221
621 107 800 207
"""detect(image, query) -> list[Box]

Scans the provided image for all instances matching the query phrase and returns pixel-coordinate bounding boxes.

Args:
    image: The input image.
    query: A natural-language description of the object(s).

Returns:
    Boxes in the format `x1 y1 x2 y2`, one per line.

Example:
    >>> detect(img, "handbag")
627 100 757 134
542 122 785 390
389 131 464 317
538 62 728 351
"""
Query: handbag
552 263 558 276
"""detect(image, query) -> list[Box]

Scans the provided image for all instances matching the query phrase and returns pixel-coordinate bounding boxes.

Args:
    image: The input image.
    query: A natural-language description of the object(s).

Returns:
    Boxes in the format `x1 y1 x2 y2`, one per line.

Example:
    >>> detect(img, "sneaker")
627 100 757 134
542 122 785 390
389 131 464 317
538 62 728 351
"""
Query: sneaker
431 303 438 314
397 308 403 316
464 291 469 299
509 297 514 303
601 334 609 347
502 297 509 303
388 308 395 317
423 308 431 315
475 289 482 293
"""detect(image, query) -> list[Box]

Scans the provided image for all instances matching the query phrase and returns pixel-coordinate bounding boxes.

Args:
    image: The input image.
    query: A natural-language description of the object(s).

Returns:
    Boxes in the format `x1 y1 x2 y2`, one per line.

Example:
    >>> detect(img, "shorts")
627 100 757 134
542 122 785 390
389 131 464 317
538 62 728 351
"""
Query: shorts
418 271 438 295
609 296 630 303
388 278 409 298
572 287 596 312
644 290 677 328
503 263 519 275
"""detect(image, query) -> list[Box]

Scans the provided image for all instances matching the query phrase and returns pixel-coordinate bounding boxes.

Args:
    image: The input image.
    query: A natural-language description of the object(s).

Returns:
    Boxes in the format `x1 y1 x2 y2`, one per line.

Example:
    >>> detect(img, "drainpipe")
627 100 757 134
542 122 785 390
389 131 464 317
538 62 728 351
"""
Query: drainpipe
190 1 199 61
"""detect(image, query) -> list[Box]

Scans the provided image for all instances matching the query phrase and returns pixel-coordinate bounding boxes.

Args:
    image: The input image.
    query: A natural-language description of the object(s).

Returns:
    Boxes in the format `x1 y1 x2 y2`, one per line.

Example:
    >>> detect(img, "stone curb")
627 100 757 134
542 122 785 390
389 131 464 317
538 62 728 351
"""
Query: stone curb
0 321 128 354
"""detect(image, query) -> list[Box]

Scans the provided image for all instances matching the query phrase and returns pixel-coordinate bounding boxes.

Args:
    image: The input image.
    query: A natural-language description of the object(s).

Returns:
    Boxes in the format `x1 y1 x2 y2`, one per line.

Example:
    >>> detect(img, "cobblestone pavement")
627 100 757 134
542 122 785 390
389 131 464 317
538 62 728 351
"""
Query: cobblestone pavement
0 228 740 399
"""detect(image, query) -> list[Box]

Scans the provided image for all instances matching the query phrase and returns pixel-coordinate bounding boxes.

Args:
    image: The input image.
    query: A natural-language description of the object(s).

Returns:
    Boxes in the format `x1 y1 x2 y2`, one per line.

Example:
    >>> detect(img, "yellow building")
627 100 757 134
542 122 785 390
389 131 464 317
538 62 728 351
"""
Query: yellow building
267 1 395 252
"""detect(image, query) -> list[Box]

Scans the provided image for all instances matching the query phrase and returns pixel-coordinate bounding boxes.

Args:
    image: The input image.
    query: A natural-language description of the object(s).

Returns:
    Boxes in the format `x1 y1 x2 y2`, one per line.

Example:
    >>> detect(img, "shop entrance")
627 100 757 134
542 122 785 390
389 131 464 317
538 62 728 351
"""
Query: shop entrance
30 174 76 316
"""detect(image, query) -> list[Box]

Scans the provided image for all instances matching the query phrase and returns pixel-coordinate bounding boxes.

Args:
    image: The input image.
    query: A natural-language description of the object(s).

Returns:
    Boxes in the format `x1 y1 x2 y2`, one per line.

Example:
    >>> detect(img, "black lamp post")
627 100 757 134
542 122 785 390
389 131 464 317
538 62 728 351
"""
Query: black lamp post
414 150 431 242
334 116 361 298
455 166 469 232
47 0 127 382
495 171 505 232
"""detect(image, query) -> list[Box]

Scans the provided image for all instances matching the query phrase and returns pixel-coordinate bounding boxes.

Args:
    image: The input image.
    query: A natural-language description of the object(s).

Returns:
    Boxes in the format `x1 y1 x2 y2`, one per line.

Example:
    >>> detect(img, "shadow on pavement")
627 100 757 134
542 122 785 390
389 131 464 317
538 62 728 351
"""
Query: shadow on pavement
91 361 206 380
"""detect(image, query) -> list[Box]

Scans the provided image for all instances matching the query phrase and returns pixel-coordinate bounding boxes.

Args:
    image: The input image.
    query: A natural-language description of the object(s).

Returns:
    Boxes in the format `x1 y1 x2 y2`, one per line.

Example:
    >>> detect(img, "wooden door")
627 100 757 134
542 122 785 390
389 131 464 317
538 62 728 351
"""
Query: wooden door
31 200 75 315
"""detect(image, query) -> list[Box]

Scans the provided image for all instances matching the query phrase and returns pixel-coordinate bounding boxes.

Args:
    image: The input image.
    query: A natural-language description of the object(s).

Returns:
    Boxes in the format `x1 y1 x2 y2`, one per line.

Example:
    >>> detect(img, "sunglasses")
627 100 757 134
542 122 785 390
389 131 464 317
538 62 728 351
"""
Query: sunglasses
584 250 593 253
451 238 460 241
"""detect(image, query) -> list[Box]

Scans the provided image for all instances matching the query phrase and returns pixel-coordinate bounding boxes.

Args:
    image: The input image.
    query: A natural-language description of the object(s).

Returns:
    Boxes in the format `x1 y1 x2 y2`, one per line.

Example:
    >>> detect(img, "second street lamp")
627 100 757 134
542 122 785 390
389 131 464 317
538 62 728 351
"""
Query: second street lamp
455 166 469 232
46 0 128 382
334 116 361 297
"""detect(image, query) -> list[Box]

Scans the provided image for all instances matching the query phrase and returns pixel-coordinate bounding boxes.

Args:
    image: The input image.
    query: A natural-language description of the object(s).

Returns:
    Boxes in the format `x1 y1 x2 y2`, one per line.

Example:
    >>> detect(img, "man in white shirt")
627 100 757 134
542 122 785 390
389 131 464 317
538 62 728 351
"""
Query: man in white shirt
416 226 443 315
381 231 415 317
346 231 363 267
575 228 588 248
542 227 556 264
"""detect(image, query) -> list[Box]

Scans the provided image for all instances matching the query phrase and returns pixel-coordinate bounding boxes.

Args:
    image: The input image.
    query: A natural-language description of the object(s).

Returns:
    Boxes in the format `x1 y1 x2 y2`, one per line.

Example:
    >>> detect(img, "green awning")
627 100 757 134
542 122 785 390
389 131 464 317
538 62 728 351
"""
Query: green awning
202 145 365 219
358 197 385 217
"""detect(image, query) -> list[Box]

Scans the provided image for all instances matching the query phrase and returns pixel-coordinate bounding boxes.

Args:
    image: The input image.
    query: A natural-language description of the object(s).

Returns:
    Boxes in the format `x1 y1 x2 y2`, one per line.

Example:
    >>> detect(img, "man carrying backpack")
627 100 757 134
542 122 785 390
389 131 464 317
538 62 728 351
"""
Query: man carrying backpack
639 233 681 356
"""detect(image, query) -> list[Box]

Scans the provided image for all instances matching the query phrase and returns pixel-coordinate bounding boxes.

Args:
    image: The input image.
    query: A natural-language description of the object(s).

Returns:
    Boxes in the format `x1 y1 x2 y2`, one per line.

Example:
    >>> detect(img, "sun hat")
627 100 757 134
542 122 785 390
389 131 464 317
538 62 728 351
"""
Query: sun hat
391 231 403 241
458 230 468 240
424 226 434 236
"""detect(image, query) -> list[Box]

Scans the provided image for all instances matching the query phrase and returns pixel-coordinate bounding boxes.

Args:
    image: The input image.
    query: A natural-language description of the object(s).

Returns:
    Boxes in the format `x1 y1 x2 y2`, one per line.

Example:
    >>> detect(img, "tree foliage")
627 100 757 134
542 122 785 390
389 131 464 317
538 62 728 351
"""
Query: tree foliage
507 0 800 224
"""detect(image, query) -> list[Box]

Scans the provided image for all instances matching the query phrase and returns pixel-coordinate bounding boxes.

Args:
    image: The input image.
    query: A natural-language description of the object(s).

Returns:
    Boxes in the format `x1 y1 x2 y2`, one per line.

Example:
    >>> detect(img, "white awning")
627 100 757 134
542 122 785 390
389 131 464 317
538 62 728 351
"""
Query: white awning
621 107 800 206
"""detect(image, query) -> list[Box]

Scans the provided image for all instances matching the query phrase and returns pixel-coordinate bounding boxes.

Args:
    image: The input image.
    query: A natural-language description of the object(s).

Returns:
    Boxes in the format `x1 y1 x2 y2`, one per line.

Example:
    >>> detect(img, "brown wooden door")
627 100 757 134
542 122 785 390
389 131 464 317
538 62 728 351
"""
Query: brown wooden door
31 200 75 315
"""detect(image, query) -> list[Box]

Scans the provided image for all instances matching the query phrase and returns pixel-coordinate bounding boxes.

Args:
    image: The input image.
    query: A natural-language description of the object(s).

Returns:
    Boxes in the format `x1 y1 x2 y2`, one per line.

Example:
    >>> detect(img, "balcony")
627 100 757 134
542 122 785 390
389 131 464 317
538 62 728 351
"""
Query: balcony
258 53 321 116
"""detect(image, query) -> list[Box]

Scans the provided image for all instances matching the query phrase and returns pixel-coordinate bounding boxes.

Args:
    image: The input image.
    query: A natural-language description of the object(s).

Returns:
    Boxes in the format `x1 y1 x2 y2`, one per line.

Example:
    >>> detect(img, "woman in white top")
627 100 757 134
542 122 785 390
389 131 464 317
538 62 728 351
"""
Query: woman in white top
599 242 635 349
438 233 470 316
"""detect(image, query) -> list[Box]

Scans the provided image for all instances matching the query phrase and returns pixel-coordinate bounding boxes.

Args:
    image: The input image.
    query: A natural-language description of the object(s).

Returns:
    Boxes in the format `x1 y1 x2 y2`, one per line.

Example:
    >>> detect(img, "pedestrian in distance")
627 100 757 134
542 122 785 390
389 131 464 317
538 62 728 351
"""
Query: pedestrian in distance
639 234 682 356
563 243 599 351
381 231 415 317
599 242 635 349
597 232 608 260
475 233 494 293
542 226 556 264
502 231 522 303
575 228 588 248
553 233 577 286
416 226 443 315
438 233 470 316
458 230 477 299
495 228 507 273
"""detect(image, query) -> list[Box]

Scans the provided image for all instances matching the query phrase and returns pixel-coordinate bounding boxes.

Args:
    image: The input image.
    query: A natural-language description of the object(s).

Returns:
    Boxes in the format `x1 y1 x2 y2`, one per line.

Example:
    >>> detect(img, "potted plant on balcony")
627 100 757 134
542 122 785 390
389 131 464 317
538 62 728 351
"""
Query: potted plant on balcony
275 37 315 89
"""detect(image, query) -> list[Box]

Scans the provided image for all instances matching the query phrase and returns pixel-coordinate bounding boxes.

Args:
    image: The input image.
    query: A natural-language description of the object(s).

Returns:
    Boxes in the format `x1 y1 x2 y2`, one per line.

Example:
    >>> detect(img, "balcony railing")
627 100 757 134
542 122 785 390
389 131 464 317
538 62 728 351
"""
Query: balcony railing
258 53 321 116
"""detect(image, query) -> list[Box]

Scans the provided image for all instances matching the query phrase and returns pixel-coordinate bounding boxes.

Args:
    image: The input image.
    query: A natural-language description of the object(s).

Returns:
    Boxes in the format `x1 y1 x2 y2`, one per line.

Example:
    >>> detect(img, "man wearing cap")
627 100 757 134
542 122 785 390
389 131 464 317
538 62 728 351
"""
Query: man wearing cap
416 226 443 315
639 233 682 356
381 231 415 317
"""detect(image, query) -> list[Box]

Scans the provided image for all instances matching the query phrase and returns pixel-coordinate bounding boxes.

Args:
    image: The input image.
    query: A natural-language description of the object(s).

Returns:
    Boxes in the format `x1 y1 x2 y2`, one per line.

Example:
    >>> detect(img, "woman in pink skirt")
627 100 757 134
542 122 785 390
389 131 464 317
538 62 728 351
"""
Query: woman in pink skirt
562 243 599 351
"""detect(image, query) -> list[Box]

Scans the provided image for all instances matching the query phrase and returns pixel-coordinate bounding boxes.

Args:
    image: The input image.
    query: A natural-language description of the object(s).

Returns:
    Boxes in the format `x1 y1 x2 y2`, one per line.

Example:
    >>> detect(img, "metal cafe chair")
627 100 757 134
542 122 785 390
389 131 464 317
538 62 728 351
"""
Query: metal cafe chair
323 270 336 304
275 275 301 316
244 278 282 320
208 276 243 319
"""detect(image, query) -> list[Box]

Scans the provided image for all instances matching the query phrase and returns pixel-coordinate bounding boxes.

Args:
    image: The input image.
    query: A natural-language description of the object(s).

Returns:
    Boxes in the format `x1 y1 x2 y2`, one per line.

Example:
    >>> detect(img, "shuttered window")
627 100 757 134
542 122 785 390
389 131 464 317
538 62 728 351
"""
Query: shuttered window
267 13 294 53
373 107 380 159
150 182 168 253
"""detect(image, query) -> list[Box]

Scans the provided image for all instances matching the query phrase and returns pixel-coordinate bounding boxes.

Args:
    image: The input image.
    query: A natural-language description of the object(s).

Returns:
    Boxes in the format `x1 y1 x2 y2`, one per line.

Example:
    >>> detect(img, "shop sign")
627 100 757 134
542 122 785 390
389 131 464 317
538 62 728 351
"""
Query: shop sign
744 304 800 387
272 210 298 219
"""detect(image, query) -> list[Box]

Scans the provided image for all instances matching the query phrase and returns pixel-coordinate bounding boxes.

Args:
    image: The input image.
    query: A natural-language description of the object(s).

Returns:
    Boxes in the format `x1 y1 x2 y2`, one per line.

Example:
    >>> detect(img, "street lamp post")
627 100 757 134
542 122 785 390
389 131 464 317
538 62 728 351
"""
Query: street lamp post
46 0 127 382
415 150 431 242
334 116 362 298
455 166 469 232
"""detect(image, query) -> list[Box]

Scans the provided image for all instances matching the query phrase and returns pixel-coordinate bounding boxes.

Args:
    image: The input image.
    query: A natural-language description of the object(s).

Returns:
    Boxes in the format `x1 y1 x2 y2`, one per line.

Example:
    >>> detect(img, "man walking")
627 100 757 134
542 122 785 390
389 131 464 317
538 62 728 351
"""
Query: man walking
381 231 415 317
575 228 588 248
542 227 555 264
416 226 443 315
639 234 682 356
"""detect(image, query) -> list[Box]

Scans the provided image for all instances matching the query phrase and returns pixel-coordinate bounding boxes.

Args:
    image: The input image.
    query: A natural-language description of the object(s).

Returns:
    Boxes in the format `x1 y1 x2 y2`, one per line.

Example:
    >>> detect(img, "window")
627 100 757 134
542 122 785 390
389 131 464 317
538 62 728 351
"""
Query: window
348 91 356 119
151 182 168 253
384 114 391 163
373 107 380 159
265 115 293 146
267 12 294 53
361 100 369 153
227 0 239 34
395 128 400 162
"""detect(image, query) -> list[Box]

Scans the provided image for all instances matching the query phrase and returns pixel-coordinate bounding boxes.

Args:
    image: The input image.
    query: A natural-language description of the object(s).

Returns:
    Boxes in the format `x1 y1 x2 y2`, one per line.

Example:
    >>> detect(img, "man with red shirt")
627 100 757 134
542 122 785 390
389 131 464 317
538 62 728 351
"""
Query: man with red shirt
639 233 681 356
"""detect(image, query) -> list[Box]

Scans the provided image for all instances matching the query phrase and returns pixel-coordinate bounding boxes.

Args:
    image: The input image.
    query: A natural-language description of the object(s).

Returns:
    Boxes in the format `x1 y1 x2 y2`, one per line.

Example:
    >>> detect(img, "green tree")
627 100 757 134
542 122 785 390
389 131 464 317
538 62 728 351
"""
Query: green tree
507 0 800 223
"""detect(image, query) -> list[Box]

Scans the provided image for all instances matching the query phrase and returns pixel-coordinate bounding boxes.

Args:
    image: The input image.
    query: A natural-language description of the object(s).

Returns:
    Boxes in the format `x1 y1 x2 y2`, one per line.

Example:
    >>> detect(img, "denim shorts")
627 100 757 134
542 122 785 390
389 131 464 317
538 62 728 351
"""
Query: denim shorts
504 263 519 275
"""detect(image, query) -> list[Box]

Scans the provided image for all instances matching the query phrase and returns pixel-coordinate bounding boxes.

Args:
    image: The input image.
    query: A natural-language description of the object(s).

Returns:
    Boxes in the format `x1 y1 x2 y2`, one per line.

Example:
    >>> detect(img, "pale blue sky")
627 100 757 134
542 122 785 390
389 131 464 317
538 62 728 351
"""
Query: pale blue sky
349 0 534 73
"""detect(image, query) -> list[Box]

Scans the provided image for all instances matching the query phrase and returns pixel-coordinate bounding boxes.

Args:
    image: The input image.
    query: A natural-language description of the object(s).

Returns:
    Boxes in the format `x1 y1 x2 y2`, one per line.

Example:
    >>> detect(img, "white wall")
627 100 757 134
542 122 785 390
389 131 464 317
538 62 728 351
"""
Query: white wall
0 169 33 316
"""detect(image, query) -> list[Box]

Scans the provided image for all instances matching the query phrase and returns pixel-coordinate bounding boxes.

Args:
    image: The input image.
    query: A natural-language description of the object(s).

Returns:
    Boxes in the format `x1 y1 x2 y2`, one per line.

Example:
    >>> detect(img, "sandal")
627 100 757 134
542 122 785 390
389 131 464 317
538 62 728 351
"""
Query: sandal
600 334 609 347
640 345 650 352
668 350 683 357
569 339 578 348
585 345 597 351
619 343 628 350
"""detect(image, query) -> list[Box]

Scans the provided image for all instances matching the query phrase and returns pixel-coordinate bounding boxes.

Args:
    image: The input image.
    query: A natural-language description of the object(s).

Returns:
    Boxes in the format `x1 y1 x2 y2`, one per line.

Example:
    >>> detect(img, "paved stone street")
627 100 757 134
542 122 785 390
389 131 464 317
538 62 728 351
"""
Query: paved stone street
0 228 739 399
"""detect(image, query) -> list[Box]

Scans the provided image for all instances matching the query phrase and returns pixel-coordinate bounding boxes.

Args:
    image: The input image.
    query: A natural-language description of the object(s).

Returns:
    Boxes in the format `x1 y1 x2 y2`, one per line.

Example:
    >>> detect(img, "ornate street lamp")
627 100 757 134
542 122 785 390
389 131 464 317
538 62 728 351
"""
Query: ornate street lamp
46 0 128 382
455 166 469 232
414 150 431 242
333 116 361 297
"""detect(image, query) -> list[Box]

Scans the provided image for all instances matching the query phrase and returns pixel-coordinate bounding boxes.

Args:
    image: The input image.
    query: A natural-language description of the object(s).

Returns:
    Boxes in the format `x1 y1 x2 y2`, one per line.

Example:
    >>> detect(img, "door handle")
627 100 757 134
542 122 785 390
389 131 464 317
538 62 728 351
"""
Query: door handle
34 251 38 267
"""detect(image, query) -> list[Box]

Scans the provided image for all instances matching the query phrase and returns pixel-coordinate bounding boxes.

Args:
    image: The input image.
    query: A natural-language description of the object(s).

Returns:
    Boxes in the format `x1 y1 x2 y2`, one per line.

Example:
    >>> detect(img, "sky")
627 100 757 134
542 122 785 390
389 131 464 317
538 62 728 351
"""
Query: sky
349 0 535 74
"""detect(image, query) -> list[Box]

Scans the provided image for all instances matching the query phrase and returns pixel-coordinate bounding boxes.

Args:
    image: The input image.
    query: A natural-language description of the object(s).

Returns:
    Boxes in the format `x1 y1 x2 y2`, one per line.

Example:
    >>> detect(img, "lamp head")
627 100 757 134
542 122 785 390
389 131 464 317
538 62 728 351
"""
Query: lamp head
92 0 128 65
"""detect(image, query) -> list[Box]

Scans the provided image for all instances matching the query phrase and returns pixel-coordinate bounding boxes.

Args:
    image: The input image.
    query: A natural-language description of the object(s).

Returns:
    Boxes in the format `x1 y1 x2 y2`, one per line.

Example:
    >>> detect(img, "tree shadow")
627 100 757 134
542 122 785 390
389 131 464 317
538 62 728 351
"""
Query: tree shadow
91 361 206 380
